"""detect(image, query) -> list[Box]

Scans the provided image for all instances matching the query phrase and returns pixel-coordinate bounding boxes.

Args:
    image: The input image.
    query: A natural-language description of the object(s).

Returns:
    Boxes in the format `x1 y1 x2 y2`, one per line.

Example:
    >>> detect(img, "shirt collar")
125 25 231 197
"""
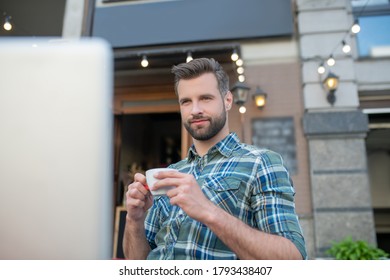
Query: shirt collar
187 132 240 161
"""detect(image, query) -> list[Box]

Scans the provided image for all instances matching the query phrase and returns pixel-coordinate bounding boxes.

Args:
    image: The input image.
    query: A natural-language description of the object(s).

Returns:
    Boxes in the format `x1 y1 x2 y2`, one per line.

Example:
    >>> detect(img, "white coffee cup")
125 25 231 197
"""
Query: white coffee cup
145 168 177 196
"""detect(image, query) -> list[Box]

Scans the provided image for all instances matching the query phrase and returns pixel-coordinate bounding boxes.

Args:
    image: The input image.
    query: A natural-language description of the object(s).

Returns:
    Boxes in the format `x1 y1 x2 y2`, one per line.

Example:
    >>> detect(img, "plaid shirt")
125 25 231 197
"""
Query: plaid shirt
145 132 307 260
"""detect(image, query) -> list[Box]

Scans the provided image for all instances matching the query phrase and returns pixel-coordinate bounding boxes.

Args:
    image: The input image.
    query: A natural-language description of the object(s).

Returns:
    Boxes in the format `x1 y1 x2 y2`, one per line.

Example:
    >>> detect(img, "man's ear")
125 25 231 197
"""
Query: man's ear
225 91 233 110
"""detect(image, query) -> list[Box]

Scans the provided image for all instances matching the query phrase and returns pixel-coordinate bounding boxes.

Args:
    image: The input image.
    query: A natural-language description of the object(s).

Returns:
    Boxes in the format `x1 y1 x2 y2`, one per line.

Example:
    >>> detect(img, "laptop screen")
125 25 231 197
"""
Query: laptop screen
0 38 114 259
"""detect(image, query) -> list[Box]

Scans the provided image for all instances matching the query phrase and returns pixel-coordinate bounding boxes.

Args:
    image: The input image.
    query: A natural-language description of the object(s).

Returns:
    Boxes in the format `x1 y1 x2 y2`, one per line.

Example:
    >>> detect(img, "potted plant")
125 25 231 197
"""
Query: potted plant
326 236 389 260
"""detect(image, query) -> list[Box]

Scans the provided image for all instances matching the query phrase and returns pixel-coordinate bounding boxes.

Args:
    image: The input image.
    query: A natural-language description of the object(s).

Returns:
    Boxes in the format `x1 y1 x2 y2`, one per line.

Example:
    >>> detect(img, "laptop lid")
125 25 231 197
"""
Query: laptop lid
0 38 114 259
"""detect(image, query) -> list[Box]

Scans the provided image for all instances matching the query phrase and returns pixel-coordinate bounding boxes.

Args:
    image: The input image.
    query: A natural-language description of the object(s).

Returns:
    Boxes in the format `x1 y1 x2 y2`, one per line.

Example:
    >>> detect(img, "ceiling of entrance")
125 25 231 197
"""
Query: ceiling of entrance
114 44 237 87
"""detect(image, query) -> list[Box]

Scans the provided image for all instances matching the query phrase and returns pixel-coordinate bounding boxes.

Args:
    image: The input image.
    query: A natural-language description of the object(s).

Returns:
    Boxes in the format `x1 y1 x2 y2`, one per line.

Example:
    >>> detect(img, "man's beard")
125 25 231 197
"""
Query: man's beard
184 110 227 141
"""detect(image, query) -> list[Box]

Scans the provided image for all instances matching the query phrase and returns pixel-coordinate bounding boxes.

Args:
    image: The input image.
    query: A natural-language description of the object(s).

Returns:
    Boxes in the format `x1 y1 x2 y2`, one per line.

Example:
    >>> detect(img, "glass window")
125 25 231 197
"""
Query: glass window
352 1 390 58
356 14 390 57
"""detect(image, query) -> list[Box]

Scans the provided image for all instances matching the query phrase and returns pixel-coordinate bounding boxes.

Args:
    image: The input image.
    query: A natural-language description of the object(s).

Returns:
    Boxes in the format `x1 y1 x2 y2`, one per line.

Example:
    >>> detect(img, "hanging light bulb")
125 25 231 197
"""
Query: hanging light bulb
342 40 351 53
239 105 247 114
141 55 149 67
3 16 12 31
317 63 326 74
237 66 244 75
231 49 239 61
327 55 336 67
235 58 243 67
238 75 245 82
351 19 360 34
186 52 193 63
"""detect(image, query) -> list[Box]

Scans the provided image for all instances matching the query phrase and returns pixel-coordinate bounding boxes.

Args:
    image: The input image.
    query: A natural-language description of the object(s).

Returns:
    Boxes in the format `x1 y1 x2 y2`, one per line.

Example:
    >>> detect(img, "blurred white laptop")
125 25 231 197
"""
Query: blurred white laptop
0 38 114 259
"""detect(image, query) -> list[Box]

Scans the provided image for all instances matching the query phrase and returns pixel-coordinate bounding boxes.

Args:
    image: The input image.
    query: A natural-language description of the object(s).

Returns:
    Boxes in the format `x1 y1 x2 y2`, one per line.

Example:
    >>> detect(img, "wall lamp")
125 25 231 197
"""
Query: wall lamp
231 82 268 112
253 86 267 109
231 81 250 114
323 71 339 105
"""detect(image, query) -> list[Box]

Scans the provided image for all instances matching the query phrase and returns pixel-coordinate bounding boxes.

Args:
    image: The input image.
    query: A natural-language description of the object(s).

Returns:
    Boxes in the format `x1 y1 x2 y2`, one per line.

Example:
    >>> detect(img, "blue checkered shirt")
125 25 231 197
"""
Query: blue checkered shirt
144 132 307 259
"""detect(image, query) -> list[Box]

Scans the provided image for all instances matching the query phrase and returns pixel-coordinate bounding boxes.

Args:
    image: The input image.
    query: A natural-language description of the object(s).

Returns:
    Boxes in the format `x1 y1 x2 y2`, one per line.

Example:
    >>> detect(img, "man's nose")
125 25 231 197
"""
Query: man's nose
191 101 203 115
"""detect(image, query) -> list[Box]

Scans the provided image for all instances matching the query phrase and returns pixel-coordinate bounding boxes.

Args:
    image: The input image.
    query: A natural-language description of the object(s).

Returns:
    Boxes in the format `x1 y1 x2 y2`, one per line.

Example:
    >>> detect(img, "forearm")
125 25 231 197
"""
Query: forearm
123 217 151 259
203 205 302 260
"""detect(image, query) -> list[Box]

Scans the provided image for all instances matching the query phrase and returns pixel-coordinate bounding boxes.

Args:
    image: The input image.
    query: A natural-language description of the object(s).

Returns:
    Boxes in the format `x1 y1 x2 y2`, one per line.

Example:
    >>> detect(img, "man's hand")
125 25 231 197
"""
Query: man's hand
125 173 153 222
152 170 216 221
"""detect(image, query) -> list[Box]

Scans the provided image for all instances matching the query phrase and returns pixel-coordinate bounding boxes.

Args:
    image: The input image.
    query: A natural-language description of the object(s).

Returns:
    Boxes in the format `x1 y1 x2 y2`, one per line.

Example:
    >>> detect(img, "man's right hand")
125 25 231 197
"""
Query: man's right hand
125 172 153 222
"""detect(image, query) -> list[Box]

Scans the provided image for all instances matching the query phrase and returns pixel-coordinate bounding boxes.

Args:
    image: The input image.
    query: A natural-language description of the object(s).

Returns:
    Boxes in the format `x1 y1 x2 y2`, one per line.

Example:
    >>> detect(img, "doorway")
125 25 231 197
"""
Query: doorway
115 112 182 206
112 112 182 259
366 112 390 255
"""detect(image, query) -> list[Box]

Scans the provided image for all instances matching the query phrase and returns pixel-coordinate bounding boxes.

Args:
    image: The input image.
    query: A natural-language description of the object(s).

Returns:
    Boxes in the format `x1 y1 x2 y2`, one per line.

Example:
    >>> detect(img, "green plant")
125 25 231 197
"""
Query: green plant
326 236 389 260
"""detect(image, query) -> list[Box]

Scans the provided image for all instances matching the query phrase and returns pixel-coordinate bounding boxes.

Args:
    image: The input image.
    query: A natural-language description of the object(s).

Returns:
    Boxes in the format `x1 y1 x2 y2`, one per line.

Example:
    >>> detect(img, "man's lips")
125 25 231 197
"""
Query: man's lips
190 118 209 125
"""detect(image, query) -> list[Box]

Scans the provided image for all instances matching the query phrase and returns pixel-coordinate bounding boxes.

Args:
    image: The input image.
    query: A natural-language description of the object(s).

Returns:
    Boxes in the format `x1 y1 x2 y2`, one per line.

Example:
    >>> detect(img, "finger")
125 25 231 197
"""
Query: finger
152 177 180 191
134 172 147 184
154 170 181 180
127 195 146 208
128 182 149 199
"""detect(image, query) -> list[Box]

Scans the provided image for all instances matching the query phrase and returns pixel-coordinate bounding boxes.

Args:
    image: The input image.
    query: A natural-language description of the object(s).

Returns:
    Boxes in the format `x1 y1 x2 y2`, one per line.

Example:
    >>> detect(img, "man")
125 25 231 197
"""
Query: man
123 58 307 260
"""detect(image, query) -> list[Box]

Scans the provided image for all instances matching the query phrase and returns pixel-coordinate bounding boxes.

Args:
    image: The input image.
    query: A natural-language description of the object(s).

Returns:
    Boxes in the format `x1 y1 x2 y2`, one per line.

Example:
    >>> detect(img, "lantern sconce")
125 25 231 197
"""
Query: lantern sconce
252 86 267 109
231 81 251 114
323 71 339 105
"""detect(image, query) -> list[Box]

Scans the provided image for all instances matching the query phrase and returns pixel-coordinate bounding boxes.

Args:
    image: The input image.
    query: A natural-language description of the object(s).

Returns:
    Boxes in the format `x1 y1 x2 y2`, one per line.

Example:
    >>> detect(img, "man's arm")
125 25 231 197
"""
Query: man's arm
122 173 153 259
123 218 151 259
201 202 303 259
154 169 304 260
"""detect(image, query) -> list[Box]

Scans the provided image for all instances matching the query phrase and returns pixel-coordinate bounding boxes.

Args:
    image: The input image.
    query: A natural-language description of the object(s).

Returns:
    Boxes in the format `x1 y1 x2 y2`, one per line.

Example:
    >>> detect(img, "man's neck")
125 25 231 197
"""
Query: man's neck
192 129 229 157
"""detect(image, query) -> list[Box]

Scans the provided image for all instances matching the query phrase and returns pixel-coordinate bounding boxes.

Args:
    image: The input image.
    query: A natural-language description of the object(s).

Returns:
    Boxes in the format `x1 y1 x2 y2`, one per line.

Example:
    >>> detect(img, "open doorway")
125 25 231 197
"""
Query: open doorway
366 112 390 255
115 112 182 206
112 112 182 259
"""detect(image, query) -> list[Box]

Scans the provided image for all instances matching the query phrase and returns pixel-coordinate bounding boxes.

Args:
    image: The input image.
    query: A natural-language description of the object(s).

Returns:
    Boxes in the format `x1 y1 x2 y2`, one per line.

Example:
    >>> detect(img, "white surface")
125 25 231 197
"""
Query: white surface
0 38 114 259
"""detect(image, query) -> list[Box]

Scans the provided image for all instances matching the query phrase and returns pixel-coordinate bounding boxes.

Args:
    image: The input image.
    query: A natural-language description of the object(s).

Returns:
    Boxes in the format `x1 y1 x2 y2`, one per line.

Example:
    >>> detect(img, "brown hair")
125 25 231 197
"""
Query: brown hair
171 58 229 97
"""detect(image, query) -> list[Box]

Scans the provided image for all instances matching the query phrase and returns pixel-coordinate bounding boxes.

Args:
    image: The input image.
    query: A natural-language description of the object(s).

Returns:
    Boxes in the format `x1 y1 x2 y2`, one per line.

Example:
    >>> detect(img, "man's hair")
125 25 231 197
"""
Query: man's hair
171 58 230 97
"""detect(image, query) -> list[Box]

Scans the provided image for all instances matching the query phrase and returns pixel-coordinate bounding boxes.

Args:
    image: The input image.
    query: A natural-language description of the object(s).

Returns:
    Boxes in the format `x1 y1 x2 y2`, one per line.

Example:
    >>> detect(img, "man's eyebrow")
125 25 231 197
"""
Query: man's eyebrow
179 97 190 103
199 93 215 98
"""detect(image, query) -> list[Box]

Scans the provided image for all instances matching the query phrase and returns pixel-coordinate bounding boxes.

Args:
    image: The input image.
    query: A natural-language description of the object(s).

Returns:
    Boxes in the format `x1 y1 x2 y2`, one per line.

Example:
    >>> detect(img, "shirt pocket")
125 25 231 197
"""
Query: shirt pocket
202 176 242 216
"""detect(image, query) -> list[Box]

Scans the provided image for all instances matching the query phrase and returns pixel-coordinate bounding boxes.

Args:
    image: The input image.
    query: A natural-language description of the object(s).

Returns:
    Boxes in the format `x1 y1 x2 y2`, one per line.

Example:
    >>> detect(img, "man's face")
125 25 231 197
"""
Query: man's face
177 73 231 141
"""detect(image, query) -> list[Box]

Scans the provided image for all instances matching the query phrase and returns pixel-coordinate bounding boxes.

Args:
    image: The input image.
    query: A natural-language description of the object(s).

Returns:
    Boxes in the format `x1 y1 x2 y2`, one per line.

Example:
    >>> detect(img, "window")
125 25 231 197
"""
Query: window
352 0 390 57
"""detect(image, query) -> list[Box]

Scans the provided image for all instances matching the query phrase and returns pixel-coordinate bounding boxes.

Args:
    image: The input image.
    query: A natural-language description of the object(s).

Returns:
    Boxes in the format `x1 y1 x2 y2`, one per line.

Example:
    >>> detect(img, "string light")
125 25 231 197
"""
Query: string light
235 58 243 67
186 52 193 63
239 106 246 114
141 55 149 67
237 66 244 75
232 50 245 85
351 19 361 34
238 75 245 82
314 0 369 76
3 15 12 31
231 49 239 61
317 63 326 74
326 55 336 67
342 40 351 53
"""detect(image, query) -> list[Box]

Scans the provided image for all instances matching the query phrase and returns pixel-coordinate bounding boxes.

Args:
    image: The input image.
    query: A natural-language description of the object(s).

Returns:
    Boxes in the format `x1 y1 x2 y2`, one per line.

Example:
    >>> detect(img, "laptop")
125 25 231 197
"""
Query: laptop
0 38 114 259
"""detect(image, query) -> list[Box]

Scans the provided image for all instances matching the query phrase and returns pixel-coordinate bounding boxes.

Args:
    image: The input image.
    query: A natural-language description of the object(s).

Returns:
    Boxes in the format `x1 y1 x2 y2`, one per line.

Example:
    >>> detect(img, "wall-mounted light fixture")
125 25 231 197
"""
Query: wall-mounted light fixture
252 86 267 109
231 81 250 114
323 71 339 105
